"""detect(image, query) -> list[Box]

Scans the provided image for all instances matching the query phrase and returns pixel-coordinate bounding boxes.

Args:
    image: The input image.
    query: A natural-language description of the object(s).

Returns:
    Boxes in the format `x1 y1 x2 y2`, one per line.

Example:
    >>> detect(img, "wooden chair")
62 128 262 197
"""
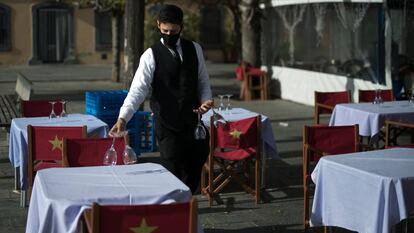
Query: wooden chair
63 138 126 167
27 125 87 199
385 120 414 148
201 116 261 206
314 91 351 124
21 100 63 117
83 197 197 233
244 68 268 101
303 124 359 230
358 89 394 103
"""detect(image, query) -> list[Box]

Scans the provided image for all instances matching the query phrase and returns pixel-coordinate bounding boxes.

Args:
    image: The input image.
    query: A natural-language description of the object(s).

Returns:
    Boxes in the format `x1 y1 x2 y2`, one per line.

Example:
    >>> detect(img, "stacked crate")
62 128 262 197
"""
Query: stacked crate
136 112 157 153
85 90 142 154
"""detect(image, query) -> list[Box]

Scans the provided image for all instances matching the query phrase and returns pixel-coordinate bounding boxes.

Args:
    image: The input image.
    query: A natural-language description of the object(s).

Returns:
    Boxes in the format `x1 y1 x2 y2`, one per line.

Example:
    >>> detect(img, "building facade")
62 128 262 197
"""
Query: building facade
0 0 117 65
0 0 233 66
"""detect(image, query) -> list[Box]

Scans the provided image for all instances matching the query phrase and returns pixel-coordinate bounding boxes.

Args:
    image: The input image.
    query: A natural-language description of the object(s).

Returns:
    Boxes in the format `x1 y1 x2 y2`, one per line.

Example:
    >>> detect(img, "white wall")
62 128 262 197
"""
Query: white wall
269 66 389 106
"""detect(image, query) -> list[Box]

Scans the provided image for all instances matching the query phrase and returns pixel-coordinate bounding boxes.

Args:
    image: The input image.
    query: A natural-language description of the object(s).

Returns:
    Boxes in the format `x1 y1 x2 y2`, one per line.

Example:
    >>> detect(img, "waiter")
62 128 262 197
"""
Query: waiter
110 4 213 193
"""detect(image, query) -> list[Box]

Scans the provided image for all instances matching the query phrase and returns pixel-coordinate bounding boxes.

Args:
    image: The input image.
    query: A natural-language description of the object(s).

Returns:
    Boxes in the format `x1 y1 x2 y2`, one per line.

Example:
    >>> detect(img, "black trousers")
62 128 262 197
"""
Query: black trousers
155 120 210 194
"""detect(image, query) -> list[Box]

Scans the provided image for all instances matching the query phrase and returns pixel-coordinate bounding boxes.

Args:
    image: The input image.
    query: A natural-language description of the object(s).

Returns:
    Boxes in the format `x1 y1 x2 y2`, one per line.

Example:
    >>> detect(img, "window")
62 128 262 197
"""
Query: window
95 11 123 51
0 3 11 51
200 5 223 48
95 11 112 51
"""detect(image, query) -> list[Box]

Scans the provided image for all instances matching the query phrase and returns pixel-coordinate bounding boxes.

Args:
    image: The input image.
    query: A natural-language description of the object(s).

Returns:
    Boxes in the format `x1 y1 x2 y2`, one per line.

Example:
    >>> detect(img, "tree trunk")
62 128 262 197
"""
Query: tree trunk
225 0 242 63
123 0 145 88
111 11 122 82
240 0 261 67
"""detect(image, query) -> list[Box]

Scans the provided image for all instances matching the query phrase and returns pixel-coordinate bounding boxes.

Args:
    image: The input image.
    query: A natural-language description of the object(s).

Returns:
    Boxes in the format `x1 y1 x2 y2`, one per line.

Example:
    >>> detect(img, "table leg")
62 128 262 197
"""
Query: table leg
261 144 266 189
20 191 26 208
13 167 20 193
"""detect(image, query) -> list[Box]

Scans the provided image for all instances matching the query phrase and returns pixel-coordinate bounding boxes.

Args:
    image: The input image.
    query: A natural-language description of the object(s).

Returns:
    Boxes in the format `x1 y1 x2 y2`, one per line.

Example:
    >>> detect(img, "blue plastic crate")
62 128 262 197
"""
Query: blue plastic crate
127 131 141 156
85 90 128 116
137 112 157 152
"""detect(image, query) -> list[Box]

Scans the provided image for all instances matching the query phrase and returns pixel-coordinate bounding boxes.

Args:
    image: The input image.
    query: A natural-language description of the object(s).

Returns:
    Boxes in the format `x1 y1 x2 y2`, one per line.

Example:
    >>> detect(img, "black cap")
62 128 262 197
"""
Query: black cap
157 4 183 25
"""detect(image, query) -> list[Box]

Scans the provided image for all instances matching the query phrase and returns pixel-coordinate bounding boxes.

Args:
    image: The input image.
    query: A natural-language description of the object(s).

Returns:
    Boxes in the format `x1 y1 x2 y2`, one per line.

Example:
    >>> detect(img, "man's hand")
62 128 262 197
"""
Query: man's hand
197 100 214 114
109 118 126 137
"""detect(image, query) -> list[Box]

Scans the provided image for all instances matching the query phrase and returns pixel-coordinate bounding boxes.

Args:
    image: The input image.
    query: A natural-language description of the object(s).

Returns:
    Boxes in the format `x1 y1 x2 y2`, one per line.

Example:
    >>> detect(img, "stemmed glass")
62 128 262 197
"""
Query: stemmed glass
217 95 225 112
103 136 117 166
49 101 57 118
122 132 137 165
408 91 414 105
59 100 67 117
225 94 233 114
194 110 207 140
373 89 383 104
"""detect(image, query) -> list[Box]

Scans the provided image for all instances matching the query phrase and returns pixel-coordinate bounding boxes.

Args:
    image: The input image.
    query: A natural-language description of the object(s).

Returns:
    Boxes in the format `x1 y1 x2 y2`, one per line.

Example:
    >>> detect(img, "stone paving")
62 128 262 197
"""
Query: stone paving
2 63 409 233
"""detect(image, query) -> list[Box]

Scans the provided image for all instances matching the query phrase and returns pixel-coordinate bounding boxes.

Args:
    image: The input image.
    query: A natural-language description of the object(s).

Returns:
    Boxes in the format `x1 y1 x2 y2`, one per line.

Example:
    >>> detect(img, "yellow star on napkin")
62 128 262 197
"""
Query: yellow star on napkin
129 218 158 233
49 135 63 151
229 129 242 139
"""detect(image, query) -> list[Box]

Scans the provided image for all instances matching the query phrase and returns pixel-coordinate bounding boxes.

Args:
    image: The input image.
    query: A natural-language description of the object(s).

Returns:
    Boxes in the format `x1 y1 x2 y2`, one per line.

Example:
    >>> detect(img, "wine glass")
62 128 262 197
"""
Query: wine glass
194 110 207 140
49 101 57 118
373 89 383 104
217 95 225 112
211 108 226 128
59 100 67 117
103 136 117 166
225 94 233 114
122 132 137 165
408 91 414 105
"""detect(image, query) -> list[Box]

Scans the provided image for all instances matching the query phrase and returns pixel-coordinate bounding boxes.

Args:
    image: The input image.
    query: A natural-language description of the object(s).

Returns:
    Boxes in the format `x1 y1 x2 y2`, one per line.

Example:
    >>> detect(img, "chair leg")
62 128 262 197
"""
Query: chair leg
304 181 309 230
255 157 261 204
208 156 214 207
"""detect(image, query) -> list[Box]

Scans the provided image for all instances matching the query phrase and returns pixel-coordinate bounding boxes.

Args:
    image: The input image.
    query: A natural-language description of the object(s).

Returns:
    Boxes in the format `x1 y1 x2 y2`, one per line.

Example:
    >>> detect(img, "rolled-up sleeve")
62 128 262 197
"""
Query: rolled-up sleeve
193 42 212 103
118 48 155 123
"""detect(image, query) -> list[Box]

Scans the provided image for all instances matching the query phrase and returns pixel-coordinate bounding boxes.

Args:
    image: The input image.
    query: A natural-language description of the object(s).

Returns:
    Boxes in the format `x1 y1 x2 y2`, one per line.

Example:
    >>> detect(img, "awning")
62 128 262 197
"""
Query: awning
260 0 383 8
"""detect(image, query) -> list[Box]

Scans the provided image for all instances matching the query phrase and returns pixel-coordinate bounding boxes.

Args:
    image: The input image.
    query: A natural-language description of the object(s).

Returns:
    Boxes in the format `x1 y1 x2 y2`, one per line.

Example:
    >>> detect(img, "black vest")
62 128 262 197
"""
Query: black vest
150 39 199 131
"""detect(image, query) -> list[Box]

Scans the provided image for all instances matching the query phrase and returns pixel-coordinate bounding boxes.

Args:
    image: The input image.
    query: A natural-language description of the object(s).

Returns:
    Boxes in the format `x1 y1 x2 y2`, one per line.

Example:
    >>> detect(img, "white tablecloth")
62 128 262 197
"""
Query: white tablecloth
311 148 414 233
8 114 108 189
26 163 194 233
329 101 414 137
202 108 278 159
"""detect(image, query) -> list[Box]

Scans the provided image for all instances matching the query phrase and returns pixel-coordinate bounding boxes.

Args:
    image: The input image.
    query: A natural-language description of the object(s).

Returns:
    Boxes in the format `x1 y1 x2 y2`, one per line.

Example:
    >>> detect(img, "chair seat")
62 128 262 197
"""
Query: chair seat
213 148 256 161
34 162 63 171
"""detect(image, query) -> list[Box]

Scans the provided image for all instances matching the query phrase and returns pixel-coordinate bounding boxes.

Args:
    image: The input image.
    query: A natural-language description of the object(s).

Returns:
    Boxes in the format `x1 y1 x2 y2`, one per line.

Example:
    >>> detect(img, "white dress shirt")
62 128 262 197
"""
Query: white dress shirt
118 38 212 123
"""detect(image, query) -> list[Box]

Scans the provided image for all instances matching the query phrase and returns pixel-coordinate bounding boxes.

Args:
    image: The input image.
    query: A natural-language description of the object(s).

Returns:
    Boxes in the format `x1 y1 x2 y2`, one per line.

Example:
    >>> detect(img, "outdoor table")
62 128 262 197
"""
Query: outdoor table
310 148 414 233
329 101 414 137
8 113 108 190
26 163 200 233
202 107 278 187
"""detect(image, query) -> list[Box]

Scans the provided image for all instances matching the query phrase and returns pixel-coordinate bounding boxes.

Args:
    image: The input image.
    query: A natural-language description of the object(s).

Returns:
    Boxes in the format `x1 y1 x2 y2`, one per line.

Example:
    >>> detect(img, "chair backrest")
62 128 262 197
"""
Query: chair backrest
314 91 351 113
28 125 87 162
358 89 394 103
21 100 63 117
211 116 261 152
63 138 126 167
303 124 359 162
27 125 87 198
88 197 197 233
314 91 351 124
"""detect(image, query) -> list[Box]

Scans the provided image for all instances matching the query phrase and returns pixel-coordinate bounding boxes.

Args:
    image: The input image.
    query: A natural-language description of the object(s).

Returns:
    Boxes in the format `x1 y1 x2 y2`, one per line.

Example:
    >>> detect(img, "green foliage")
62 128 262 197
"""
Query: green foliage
181 10 199 42
76 0 125 11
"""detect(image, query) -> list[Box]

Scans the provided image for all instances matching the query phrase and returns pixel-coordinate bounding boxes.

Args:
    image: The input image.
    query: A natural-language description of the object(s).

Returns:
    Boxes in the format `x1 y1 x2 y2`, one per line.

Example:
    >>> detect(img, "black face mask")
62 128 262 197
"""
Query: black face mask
160 32 180 47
